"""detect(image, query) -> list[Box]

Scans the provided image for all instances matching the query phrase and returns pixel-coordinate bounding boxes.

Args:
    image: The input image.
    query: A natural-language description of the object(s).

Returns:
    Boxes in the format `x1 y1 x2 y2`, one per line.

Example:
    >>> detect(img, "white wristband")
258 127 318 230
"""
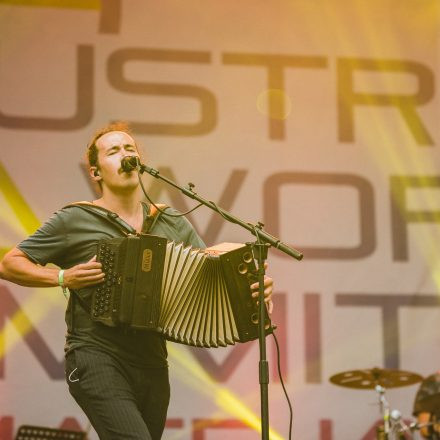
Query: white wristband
58 269 67 295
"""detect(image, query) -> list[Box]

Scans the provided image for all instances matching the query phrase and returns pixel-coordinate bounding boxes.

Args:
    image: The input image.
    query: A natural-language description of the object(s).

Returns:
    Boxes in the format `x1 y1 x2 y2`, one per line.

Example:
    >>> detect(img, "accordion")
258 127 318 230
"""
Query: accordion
91 234 271 347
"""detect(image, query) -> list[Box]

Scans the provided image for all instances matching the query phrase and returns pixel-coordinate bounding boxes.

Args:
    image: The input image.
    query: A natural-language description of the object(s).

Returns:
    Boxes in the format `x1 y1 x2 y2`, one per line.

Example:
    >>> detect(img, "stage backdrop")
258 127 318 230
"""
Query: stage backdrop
1 1 439 439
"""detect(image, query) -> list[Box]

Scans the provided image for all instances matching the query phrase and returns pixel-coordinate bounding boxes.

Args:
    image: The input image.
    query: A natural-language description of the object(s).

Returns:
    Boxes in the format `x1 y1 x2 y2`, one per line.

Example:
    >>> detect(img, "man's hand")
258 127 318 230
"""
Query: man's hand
251 274 274 315
63 256 105 290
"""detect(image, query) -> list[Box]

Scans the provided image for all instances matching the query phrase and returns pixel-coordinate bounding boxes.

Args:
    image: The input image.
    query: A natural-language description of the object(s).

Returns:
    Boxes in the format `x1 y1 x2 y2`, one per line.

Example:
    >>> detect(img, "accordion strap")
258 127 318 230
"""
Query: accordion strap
63 201 168 235
64 201 138 235
142 203 168 234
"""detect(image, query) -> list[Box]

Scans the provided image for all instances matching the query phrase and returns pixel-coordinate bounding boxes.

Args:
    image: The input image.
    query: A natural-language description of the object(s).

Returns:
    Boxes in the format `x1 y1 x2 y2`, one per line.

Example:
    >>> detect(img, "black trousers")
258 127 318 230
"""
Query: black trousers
65 348 170 440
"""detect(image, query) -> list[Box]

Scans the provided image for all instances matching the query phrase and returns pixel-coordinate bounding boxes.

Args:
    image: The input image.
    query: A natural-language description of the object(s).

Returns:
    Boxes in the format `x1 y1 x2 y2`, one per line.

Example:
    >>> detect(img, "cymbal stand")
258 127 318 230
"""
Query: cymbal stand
375 387 414 440
376 385 390 439
390 409 413 440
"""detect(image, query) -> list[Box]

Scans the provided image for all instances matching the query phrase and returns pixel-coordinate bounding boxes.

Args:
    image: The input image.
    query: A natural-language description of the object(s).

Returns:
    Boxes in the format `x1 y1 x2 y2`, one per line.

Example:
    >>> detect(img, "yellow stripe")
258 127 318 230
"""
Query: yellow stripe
0 288 65 360
0 164 62 362
0 162 40 234
0 0 100 9
168 344 284 440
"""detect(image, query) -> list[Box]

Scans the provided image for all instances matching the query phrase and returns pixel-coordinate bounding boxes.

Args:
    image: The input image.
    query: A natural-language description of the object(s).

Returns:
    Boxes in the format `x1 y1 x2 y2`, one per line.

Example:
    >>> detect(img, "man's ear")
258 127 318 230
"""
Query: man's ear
80 163 101 197
89 166 101 181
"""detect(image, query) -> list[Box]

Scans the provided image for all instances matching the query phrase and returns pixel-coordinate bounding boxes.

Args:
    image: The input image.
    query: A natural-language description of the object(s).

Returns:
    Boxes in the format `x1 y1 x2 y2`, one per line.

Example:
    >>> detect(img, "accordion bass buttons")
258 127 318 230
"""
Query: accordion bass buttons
93 244 118 319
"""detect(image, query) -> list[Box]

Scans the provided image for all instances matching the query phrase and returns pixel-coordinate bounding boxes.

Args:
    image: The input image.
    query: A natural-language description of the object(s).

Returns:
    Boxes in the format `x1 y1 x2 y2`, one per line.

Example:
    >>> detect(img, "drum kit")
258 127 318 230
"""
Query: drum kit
330 368 440 439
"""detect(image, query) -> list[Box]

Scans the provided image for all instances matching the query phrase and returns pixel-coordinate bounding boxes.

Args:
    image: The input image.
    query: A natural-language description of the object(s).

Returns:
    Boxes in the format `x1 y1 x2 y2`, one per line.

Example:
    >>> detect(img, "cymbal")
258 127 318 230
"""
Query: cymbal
418 393 440 414
329 367 423 389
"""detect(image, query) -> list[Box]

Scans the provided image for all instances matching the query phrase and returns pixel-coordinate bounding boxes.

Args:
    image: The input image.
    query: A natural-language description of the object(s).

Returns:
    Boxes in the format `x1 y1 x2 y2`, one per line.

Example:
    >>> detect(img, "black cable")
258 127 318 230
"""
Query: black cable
137 171 204 217
272 330 293 440
209 200 236 223
202 199 250 230
138 169 258 234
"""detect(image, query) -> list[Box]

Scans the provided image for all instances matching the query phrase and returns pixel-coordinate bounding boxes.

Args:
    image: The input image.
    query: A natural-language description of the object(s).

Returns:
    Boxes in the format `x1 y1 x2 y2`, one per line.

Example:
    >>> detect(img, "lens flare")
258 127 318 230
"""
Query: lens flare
257 89 292 121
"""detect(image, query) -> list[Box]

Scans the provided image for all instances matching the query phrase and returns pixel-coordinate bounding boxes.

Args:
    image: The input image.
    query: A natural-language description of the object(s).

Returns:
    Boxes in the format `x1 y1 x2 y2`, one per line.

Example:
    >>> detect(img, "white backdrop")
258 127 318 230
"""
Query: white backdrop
1 1 440 439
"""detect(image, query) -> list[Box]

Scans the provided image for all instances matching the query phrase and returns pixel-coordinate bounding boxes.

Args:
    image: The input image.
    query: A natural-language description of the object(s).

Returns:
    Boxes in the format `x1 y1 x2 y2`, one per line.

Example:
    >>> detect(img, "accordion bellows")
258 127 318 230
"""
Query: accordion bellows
91 234 270 348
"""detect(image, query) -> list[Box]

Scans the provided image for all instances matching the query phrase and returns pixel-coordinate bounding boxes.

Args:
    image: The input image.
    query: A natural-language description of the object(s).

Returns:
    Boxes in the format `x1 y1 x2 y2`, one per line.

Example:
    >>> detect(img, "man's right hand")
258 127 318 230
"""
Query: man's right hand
63 256 105 290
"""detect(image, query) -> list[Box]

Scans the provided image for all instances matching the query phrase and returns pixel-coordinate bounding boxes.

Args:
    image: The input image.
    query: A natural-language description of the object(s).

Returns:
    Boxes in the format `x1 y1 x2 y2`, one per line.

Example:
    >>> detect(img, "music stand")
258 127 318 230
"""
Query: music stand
15 425 86 440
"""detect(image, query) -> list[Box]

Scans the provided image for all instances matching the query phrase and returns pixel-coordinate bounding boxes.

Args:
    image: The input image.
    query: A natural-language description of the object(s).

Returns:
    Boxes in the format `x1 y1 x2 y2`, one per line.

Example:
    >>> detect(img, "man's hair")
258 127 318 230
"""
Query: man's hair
86 121 134 168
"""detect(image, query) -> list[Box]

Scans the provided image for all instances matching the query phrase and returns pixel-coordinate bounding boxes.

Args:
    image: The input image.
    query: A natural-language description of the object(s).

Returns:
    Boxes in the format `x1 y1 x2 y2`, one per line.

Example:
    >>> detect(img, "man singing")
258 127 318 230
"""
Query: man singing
0 122 273 439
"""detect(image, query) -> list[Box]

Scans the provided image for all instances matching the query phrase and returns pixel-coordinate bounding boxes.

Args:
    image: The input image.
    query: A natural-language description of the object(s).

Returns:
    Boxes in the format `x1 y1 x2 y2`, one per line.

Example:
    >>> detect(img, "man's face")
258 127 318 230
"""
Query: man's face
93 131 141 193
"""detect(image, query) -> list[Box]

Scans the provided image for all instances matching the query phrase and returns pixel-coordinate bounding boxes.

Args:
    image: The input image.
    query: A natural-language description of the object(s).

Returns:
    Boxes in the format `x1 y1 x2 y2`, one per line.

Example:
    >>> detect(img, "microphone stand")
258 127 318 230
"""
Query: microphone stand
137 163 303 440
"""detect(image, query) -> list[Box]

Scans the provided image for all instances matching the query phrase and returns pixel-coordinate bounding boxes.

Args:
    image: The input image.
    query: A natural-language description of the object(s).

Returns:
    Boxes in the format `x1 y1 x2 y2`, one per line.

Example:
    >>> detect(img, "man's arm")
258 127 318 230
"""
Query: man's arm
0 247 105 290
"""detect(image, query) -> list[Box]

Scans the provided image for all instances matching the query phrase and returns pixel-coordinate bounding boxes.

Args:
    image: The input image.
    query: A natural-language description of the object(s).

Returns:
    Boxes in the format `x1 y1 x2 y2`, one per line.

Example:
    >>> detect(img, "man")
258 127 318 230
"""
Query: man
413 372 440 439
0 122 273 440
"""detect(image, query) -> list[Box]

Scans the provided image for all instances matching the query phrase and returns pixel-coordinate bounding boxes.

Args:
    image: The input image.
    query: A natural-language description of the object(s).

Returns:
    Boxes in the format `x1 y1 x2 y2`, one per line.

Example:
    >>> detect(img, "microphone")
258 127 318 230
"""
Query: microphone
121 156 140 173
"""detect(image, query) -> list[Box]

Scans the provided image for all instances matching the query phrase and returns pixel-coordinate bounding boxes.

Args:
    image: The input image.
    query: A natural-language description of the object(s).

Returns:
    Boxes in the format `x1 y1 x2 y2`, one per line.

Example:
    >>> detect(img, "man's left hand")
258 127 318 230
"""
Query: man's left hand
251 275 274 315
